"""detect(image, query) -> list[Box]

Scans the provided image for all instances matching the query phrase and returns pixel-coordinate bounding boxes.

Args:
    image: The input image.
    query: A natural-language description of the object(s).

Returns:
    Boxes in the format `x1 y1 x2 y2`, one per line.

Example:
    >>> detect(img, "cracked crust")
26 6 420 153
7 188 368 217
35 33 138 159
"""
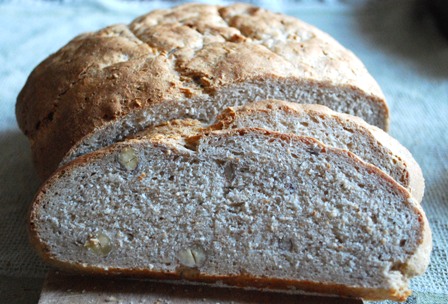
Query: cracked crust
16 3 388 179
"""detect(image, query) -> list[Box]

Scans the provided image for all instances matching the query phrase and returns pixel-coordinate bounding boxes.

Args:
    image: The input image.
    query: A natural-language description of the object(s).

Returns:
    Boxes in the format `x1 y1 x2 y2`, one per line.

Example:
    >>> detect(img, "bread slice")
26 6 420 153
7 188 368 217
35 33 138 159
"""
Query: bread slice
30 128 431 301
101 100 422 202
16 3 388 180
210 100 423 202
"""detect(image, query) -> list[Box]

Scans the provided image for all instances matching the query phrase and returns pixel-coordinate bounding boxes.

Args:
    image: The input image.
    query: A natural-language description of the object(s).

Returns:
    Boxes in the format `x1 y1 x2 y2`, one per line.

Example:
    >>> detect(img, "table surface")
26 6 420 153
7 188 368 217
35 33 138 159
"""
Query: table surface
1 1 447 303
39 270 363 304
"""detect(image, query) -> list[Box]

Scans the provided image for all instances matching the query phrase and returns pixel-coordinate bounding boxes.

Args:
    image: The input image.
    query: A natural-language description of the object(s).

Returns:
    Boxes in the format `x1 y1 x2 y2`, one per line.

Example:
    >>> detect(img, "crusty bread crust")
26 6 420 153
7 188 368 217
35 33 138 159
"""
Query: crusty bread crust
29 128 430 302
16 3 388 180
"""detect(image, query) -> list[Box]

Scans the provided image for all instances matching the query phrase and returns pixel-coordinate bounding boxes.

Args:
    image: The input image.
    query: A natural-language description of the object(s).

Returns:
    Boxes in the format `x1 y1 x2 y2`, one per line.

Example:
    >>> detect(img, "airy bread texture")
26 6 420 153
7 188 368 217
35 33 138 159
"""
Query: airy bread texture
16 3 388 180
30 126 431 301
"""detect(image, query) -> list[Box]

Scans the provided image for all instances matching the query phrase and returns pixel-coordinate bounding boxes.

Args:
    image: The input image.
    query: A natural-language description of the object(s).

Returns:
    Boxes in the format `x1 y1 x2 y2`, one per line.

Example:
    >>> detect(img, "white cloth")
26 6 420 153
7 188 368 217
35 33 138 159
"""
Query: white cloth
1 1 447 303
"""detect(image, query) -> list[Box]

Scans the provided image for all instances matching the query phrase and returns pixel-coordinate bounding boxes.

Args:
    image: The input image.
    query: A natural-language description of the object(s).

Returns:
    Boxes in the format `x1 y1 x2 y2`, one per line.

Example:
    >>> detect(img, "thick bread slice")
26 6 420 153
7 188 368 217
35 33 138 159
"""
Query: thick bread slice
30 129 431 301
116 100 423 202
215 100 424 202
16 3 388 180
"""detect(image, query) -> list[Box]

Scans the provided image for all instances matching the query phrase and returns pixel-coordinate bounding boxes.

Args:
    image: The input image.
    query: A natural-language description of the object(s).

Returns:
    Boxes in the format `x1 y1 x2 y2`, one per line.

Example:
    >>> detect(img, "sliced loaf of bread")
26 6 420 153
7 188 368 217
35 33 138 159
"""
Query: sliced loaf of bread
16 3 388 180
30 127 431 301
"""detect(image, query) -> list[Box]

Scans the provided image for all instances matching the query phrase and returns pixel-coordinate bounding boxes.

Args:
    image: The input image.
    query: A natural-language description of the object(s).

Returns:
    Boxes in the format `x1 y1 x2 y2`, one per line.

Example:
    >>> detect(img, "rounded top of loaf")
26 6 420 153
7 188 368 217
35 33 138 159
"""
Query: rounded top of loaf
16 3 387 179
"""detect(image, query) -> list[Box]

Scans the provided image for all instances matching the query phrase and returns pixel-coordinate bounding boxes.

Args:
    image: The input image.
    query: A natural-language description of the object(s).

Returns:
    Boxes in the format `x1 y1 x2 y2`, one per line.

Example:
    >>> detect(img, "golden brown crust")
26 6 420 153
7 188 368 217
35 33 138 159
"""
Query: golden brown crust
16 3 388 180
132 119 206 141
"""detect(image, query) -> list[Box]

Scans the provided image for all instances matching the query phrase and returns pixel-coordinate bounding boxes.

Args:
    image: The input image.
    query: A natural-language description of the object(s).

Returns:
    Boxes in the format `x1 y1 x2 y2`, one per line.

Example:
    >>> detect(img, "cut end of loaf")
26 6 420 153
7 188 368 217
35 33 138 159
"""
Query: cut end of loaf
30 129 429 301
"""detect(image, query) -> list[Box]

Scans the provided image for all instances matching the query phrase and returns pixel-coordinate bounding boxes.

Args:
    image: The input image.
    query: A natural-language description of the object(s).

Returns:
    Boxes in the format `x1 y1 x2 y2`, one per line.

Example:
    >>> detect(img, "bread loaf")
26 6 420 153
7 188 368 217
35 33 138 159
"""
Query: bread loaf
16 3 388 180
30 125 431 301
